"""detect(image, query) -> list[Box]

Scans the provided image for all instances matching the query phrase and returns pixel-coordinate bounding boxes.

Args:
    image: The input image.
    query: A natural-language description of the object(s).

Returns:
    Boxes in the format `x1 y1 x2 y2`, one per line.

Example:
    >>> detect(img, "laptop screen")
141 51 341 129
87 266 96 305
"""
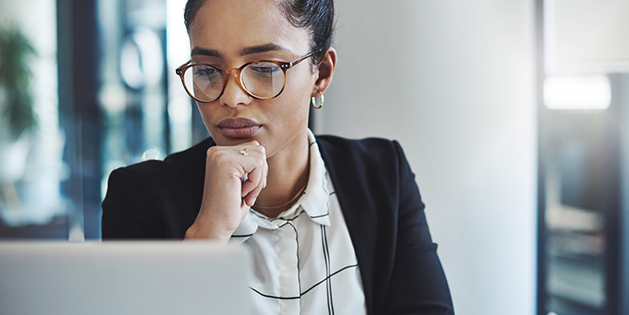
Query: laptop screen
0 241 252 315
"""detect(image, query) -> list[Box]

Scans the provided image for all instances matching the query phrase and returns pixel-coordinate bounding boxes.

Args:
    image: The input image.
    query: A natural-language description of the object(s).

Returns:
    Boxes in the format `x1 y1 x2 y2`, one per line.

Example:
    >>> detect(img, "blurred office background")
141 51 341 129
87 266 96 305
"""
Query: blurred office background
0 0 628 314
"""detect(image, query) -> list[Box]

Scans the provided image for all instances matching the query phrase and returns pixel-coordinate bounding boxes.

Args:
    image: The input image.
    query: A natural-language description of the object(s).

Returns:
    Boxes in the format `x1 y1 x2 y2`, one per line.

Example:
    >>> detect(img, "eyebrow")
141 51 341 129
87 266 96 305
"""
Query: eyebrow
239 43 291 56
191 47 221 57
191 43 291 58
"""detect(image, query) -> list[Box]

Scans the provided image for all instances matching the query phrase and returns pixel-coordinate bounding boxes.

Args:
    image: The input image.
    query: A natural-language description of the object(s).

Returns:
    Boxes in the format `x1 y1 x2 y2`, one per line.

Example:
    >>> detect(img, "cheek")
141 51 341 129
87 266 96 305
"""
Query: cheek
196 102 220 134
282 69 316 109
196 103 212 121
277 84 311 123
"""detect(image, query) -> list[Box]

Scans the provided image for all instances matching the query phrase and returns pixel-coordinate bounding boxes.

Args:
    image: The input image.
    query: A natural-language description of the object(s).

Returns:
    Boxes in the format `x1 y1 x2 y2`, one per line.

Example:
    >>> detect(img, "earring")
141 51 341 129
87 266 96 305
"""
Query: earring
311 93 324 109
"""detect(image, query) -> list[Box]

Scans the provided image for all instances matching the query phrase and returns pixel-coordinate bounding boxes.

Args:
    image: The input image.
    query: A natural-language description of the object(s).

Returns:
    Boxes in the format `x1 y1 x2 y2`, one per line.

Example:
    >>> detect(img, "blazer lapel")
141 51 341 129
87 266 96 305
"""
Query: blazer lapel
316 135 377 315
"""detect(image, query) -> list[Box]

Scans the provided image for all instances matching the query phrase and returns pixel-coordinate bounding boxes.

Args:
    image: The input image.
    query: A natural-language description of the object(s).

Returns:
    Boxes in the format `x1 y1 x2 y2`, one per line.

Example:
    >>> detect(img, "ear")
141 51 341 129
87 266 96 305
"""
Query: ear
311 47 337 97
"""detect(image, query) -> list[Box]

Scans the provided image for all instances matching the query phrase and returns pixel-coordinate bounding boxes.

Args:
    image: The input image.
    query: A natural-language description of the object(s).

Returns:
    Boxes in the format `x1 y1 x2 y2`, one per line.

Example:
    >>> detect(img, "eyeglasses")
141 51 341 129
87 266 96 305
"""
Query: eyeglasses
176 50 320 103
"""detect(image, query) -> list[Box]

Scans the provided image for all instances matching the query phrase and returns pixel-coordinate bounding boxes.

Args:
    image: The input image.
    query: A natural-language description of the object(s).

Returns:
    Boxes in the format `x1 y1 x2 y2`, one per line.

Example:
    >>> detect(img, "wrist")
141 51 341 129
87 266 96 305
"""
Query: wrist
184 223 232 243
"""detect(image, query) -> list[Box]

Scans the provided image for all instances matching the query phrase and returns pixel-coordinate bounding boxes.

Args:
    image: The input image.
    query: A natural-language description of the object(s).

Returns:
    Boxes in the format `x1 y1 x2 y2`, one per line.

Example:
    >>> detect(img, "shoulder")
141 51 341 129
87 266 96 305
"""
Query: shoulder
102 138 216 238
315 134 411 202
316 134 398 149
163 137 215 166
118 137 215 179
106 137 215 198
315 134 404 167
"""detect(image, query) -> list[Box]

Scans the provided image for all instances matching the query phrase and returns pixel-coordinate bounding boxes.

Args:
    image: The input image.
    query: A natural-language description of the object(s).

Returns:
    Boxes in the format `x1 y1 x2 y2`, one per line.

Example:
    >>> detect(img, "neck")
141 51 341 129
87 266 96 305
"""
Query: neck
253 129 310 218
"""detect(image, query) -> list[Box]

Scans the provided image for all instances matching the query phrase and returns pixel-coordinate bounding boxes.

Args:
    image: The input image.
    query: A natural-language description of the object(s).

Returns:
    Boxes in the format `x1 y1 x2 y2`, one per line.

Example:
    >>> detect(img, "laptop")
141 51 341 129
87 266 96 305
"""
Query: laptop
0 241 251 315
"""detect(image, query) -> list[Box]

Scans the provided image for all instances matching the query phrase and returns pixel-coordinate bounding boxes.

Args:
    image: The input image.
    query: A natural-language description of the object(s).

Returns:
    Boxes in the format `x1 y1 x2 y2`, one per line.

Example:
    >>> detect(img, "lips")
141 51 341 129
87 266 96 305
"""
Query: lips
217 118 261 138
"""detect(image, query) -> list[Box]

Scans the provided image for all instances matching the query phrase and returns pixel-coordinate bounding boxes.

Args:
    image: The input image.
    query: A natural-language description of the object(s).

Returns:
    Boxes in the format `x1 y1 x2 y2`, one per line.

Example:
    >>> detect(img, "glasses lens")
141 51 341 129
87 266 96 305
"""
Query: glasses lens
183 65 224 102
241 62 285 99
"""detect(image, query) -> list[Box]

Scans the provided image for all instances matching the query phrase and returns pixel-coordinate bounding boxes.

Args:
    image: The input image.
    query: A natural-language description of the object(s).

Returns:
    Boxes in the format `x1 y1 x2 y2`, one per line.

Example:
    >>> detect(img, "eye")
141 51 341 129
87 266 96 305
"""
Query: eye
194 65 221 79
247 62 281 77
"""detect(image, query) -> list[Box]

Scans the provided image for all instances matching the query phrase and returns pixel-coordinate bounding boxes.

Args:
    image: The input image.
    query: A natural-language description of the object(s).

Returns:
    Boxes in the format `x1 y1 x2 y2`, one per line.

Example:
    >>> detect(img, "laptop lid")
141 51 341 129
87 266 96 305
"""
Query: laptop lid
0 241 251 315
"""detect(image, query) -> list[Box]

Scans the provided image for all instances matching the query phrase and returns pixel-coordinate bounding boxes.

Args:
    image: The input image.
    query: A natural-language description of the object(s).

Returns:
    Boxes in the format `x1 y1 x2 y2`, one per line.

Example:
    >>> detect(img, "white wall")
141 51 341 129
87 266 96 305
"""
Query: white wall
315 1 536 314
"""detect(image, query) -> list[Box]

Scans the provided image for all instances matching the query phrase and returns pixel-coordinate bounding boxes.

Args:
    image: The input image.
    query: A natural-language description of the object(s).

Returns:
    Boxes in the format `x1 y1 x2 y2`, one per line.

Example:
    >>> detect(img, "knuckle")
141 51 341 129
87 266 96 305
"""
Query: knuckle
206 146 226 159
206 146 217 156
210 151 232 166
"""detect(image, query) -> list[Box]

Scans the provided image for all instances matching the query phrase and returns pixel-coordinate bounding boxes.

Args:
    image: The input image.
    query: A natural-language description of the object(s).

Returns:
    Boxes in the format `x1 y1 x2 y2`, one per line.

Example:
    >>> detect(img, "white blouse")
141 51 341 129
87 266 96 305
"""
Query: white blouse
230 130 367 315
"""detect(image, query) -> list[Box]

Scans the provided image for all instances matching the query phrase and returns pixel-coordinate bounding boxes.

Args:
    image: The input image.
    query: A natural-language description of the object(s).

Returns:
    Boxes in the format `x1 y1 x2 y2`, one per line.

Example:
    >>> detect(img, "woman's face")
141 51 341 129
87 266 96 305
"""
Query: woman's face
189 0 317 157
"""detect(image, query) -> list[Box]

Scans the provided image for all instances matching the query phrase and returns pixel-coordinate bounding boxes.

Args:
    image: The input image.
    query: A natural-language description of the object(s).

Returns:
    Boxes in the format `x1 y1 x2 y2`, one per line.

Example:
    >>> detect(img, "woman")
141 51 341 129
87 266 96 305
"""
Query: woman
102 0 454 314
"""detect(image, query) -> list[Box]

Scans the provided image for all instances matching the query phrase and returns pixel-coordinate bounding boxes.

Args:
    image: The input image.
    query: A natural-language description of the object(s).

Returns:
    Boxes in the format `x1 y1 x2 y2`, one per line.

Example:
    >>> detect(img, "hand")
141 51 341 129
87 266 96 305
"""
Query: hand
184 140 268 242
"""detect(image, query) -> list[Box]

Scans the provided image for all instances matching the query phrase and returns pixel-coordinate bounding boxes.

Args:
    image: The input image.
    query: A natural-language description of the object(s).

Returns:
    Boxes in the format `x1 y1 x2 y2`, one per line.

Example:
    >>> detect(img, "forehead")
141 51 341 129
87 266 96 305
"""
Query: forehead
189 0 311 56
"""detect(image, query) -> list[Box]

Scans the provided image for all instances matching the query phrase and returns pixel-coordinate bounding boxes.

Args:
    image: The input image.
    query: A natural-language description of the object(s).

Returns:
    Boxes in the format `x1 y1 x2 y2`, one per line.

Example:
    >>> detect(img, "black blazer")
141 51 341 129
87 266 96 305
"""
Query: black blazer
102 135 454 315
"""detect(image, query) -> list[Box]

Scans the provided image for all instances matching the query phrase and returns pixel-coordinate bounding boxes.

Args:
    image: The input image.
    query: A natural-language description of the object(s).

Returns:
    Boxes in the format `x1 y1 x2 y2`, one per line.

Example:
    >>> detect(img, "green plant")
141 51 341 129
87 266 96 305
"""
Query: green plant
0 26 37 140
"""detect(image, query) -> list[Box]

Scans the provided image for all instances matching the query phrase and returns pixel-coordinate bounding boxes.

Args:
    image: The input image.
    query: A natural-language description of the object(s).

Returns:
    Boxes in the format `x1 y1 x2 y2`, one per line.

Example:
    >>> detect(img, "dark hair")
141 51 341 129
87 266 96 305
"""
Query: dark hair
184 0 334 62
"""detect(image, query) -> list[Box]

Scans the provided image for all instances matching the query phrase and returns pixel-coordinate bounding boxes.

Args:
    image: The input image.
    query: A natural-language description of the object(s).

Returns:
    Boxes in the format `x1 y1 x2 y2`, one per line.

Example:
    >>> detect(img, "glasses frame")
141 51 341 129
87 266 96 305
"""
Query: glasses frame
176 49 321 103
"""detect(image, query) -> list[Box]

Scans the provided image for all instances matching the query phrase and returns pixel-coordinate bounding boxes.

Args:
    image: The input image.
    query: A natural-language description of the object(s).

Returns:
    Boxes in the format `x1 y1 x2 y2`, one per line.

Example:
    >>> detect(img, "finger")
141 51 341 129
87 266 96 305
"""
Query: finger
244 177 264 207
243 153 268 205
241 166 262 197
262 155 268 188
236 142 263 160
239 146 266 197
245 151 268 207
231 140 260 148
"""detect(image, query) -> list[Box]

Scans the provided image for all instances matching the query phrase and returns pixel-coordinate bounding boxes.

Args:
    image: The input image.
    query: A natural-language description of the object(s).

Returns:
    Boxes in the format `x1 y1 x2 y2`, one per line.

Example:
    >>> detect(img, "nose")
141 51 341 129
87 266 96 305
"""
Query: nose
218 70 252 108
